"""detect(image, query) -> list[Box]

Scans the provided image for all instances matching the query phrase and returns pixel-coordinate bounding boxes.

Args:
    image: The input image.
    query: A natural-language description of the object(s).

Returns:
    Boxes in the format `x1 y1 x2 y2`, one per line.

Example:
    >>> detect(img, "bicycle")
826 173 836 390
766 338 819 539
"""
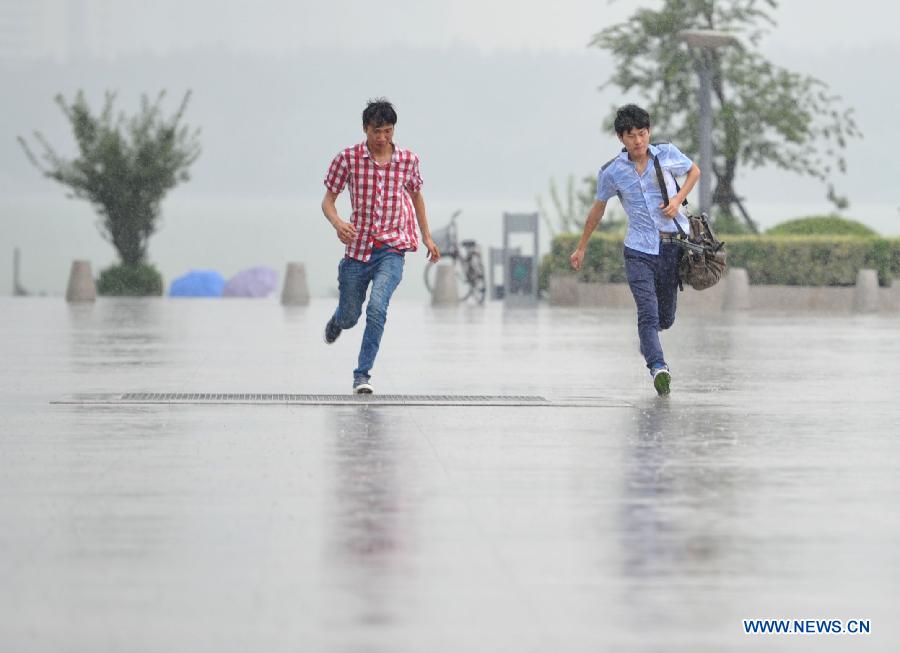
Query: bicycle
423 210 486 304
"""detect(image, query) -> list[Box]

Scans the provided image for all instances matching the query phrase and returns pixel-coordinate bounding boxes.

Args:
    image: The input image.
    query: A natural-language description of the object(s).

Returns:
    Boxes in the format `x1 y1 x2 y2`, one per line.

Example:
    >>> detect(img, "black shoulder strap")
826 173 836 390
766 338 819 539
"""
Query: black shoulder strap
652 155 670 206
652 151 691 239
652 153 688 207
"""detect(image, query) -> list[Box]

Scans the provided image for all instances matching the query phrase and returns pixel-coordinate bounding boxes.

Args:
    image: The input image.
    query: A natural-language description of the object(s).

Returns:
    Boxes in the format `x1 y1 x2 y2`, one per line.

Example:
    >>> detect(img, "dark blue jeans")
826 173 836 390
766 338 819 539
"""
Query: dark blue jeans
624 243 681 370
332 247 405 381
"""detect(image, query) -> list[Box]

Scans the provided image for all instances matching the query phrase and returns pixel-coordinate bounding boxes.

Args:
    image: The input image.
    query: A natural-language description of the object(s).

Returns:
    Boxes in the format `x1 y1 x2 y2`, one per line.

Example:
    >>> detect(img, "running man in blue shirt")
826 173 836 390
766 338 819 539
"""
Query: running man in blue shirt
570 104 701 395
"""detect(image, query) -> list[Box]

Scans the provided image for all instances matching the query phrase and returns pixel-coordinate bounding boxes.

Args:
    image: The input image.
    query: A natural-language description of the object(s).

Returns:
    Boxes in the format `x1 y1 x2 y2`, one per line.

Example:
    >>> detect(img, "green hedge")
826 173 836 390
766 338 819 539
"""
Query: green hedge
541 233 625 289
97 263 164 296
766 215 878 237
541 233 900 289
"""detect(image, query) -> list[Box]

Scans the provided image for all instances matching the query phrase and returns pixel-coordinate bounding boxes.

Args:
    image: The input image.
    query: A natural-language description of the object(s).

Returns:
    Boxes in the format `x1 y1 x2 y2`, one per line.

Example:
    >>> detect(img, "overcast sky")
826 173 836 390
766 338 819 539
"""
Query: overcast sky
7 0 897 206
6 0 899 210
26 0 900 58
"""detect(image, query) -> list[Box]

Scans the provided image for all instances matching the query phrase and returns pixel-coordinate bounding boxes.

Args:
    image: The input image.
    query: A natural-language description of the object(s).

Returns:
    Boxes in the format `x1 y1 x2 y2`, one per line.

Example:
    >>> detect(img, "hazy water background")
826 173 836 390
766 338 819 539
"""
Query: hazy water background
4 196 899 300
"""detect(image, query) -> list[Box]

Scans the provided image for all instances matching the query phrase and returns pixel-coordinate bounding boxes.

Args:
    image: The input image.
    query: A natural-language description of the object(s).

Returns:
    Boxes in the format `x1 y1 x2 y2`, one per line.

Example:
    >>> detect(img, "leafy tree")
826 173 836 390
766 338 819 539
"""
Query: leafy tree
19 90 201 266
591 0 860 232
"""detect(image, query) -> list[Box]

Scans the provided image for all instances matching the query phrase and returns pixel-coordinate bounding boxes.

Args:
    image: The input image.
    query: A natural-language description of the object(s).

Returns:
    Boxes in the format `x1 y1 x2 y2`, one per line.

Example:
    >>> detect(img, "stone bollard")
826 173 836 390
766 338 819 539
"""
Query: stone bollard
65 260 96 302
281 262 310 306
722 267 750 311
853 268 879 313
431 263 459 305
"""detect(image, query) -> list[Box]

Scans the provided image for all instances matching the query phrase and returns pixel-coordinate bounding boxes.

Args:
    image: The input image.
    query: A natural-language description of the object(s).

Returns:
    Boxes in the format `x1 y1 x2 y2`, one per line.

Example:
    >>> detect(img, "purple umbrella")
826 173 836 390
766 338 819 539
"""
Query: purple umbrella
224 266 280 298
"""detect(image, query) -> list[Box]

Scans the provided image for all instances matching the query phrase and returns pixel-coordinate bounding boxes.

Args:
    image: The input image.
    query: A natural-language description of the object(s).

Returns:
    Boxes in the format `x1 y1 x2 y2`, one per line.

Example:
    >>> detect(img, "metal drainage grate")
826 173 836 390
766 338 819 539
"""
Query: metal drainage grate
115 392 549 406
52 393 631 408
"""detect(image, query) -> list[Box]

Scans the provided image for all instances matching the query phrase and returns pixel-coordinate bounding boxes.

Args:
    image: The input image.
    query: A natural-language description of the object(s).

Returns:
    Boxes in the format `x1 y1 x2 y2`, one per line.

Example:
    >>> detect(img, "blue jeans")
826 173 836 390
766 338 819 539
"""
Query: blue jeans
624 244 681 370
332 247 405 381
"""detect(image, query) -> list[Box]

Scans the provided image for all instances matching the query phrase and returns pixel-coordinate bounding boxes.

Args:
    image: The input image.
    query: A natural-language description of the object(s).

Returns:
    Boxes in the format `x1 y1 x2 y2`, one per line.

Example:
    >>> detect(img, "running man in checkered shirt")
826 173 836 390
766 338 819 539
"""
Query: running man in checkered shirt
321 98 441 394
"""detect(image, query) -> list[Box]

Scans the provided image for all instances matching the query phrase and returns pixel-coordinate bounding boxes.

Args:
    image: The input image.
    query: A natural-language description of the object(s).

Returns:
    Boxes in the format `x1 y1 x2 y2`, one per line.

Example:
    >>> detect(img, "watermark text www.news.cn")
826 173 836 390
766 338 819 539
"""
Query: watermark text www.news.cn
743 619 870 635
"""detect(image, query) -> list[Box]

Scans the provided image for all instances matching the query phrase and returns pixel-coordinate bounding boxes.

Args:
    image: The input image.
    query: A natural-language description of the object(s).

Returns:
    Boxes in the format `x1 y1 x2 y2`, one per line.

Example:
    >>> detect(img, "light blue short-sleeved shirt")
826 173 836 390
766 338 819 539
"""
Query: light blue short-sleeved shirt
596 143 694 255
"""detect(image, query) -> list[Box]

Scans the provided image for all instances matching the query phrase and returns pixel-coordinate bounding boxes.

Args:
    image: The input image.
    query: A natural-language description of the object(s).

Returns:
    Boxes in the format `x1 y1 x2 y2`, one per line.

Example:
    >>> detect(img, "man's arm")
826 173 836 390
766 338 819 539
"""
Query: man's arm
660 162 701 219
570 199 607 271
321 190 357 244
409 190 440 262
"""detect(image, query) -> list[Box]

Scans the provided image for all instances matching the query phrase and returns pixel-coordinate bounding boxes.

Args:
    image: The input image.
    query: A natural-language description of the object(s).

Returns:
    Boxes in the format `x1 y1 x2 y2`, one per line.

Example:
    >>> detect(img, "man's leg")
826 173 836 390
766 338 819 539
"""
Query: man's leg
656 243 681 331
332 258 369 331
624 247 665 370
354 251 404 384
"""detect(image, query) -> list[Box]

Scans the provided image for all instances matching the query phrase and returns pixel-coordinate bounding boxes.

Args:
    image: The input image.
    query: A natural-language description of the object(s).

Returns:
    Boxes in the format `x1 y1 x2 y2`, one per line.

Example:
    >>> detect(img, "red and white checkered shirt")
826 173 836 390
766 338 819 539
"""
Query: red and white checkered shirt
323 142 423 262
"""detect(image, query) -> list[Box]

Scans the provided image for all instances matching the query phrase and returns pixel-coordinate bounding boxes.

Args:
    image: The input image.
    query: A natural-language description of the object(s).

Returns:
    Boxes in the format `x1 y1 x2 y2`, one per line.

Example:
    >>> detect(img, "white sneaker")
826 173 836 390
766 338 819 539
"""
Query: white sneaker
353 380 373 394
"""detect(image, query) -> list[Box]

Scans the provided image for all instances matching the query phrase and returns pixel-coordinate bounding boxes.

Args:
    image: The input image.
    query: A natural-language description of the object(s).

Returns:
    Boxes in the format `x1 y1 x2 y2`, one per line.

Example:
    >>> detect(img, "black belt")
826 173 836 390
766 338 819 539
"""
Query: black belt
659 233 681 245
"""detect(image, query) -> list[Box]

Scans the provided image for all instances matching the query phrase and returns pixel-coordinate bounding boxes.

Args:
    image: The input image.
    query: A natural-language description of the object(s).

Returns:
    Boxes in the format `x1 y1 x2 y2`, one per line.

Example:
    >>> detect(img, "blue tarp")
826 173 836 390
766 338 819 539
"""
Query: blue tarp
168 270 226 297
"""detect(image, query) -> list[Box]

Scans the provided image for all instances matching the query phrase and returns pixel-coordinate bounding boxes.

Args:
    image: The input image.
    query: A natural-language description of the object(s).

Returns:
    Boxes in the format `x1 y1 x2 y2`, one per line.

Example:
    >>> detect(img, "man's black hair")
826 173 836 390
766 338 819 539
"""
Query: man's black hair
614 104 651 135
362 98 397 127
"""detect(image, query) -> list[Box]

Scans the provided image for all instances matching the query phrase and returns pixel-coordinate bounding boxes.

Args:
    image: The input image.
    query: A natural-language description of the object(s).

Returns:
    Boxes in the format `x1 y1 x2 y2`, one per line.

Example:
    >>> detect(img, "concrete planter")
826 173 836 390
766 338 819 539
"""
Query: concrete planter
281 262 310 306
548 268 898 313
65 260 96 303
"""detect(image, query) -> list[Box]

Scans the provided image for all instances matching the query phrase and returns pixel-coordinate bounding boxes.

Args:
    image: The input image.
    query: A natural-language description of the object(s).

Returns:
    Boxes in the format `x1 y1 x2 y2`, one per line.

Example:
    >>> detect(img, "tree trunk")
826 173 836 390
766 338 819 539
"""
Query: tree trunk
712 171 758 233
108 211 146 266
712 54 759 234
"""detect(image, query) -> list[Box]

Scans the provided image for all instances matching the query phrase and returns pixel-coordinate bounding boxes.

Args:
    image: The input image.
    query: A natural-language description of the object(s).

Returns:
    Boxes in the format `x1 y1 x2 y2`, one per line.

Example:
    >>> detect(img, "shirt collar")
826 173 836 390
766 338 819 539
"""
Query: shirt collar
618 143 661 164
361 141 399 163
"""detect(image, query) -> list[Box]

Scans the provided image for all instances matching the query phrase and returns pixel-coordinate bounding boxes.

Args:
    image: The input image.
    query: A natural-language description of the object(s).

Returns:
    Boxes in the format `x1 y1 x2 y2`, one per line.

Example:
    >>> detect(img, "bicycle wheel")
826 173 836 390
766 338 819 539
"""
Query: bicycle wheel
464 252 487 304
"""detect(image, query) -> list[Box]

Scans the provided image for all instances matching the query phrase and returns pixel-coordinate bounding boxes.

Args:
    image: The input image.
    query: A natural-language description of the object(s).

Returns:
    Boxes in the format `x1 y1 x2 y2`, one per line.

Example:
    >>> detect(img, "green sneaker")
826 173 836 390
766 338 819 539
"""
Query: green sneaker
652 366 671 395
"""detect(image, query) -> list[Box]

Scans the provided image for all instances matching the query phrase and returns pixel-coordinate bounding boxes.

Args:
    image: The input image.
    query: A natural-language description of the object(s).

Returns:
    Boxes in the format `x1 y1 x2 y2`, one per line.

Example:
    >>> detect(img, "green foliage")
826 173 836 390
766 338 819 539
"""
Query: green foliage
540 233 627 290
19 90 201 266
591 0 860 228
710 210 751 234
535 175 628 241
541 233 900 289
536 174 593 235
765 215 878 237
96 263 164 296
536 174 627 236
728 236 898 286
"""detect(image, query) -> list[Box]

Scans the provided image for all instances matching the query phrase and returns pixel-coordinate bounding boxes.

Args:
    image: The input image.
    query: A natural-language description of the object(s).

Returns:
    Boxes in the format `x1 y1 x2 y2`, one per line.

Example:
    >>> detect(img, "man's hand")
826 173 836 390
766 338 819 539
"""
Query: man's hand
423 236 441 262
570 247 585 271
334 220 358 244
659 198 681 219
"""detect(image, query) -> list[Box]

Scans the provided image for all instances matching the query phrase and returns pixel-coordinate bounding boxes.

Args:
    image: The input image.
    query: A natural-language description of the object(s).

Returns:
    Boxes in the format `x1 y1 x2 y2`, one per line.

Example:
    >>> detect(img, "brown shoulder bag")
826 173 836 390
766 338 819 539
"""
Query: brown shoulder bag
653 154 727 291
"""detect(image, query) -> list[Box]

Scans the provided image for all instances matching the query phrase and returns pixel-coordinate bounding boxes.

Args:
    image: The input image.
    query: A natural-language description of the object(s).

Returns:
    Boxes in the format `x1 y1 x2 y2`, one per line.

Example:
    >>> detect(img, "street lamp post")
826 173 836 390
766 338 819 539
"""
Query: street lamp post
678 30 740 216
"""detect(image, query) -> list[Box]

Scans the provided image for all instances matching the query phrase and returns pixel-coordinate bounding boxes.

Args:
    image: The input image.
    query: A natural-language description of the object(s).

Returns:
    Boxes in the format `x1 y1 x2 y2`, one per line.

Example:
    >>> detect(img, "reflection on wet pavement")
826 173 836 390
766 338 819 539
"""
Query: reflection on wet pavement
1 297 898 651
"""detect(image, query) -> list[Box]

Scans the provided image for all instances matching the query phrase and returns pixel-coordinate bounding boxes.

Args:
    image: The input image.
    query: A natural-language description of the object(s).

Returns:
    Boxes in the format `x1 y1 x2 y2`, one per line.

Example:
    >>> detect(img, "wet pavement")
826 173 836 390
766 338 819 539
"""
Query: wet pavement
1 296 898 651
